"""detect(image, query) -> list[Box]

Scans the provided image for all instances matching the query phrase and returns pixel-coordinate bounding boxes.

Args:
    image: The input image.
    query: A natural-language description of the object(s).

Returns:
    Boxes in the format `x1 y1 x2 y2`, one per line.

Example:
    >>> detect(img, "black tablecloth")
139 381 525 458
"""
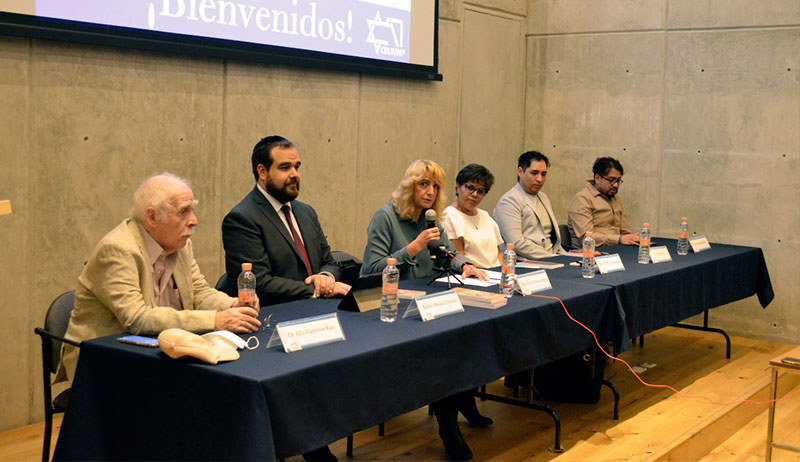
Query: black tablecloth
54 278 619 461
538 238 773 338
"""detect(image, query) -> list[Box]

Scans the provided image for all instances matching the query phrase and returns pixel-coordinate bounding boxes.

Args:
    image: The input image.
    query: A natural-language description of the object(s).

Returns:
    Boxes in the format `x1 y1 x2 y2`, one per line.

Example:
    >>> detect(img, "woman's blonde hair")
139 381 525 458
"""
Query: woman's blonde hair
391 160 447 221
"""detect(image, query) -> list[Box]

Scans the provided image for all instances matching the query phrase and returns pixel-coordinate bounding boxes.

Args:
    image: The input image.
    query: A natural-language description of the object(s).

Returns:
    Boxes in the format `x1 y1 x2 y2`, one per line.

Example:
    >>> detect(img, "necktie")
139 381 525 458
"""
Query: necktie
281 205 313 277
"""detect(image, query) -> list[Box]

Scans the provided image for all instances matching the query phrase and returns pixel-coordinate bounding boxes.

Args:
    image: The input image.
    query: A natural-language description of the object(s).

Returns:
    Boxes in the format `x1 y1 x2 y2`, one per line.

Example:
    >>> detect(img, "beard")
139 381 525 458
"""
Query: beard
266 177 300 203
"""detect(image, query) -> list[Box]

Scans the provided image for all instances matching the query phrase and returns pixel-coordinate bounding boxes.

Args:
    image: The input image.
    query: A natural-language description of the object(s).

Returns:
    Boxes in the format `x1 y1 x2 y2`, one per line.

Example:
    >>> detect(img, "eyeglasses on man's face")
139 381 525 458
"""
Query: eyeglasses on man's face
600 175 623 185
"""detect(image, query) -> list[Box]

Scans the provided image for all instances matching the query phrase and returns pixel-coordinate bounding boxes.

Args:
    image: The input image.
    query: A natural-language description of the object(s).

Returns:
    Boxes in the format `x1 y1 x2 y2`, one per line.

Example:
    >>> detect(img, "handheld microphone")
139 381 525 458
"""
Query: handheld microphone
425 209 450 260
425 209 437 229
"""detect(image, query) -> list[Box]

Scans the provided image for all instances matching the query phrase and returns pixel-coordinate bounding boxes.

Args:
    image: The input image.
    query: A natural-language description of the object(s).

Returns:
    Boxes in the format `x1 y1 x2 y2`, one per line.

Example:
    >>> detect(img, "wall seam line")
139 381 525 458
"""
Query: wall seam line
354 72 363 255
218 58 229 272
525 23 800 38
655 0 669 235
25 36 34 425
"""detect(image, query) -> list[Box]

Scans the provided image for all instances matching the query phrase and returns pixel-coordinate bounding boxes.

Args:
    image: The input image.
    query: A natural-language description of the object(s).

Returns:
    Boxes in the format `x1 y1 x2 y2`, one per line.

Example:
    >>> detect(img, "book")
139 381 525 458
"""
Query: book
398 289 426 300
564 251 600 258
453 287 507 309
517 259 564 269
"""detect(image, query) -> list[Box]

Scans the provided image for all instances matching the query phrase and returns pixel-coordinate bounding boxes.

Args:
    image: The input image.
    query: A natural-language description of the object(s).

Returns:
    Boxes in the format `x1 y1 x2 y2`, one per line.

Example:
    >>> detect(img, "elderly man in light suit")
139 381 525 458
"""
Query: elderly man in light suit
493 151 565 260
57 173 260 385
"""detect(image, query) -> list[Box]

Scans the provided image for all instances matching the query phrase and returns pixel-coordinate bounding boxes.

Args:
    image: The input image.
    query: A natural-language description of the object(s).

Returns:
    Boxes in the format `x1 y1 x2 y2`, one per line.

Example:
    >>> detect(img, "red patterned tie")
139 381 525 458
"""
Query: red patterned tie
281 205 313 277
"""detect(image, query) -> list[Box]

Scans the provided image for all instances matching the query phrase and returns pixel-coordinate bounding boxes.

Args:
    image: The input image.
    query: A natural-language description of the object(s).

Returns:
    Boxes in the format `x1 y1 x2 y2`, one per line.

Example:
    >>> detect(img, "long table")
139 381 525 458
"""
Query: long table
537 238 773 343
54 278 621 461
54 239 773 461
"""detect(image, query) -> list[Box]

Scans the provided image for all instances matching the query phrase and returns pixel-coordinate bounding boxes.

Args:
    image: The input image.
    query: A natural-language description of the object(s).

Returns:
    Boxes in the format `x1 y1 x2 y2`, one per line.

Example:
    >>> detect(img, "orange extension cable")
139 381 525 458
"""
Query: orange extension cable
521 290 800 406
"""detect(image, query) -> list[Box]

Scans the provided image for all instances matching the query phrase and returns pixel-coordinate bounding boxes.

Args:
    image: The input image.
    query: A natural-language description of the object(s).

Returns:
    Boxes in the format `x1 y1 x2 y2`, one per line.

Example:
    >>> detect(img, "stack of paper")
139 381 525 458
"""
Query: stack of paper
453 287 507 309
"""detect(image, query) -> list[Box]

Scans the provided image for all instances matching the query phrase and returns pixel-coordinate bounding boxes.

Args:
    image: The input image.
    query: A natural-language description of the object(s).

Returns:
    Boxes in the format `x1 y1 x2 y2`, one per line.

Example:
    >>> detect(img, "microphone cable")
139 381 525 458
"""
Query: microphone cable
518 289 800 406
427 245 798 405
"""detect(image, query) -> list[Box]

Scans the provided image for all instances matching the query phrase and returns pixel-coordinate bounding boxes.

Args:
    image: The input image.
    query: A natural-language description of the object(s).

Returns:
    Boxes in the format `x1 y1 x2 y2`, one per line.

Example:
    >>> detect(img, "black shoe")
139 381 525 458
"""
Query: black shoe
302 445 337 462
436 410 473 461
459 398 493 428
464 413 492 427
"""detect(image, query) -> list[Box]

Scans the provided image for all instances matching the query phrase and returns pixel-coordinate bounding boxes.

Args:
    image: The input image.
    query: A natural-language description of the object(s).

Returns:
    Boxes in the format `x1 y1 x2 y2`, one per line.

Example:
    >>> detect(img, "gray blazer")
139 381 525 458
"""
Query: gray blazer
493 183 565 259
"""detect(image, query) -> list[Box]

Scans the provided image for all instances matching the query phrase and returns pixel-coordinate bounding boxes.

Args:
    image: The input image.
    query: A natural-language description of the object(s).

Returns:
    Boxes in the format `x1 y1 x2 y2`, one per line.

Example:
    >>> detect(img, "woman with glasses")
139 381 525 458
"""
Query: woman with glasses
361 160 490 461
441 164 504 268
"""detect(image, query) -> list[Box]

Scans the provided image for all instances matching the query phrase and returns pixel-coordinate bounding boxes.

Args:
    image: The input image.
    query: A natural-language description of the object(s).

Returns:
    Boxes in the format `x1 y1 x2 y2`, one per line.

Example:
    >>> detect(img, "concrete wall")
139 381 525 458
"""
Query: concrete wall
0 1 527 431
525 0 799 343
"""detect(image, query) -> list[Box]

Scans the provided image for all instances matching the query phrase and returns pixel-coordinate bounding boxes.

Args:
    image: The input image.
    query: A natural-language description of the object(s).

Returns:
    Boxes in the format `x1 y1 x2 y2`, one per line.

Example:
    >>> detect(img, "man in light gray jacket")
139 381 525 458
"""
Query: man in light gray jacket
493 151 565 259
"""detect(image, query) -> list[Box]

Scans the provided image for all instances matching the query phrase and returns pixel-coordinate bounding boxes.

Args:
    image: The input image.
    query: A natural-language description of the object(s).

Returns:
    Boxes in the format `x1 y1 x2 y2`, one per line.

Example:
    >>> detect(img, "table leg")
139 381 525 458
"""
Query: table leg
598 379 620 420
473 387 564 453
673 309 731 359
765 368 778 462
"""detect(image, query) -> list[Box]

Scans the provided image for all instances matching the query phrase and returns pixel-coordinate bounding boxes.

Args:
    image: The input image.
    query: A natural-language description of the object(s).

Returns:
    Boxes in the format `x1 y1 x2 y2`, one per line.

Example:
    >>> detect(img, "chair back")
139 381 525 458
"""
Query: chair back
332 251 362 286
558 224 573 251
215 273 228 291
42 291 75 374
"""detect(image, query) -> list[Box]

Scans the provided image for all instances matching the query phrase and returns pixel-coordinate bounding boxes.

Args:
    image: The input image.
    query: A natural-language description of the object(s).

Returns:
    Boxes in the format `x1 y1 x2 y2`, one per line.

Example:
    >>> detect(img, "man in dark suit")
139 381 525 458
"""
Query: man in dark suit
222 136 348 461
222 135 350 306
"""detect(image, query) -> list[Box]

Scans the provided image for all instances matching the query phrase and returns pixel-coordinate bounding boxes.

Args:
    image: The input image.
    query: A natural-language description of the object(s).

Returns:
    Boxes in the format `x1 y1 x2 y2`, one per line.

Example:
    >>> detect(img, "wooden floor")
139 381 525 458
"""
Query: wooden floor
3 327 799 462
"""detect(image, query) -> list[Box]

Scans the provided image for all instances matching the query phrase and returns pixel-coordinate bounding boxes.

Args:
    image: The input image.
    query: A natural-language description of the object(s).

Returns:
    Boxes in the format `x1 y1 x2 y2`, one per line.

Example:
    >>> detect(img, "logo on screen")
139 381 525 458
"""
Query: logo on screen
365 12 405 58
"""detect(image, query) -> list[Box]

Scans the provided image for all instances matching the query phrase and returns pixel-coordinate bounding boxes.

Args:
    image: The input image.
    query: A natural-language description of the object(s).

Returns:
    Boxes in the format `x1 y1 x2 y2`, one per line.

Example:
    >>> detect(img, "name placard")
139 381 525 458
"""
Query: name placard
689 235 711 253
649 246 673 264
403 290 464 322
595 254 626 274
515 270 552 295
274 313 346 353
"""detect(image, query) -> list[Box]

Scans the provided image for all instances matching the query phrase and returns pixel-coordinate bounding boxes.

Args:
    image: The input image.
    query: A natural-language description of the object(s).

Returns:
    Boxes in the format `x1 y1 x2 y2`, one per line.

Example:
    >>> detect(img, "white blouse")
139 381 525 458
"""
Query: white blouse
441 205 504 268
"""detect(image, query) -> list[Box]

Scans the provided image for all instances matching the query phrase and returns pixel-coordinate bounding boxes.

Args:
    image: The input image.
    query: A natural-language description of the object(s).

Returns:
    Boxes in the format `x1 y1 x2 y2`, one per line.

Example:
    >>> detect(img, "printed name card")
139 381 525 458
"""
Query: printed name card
689 235 711 253
403 290 464 322
595 254 626 274
649 246 672 263
515 270 552 295
275 313 346 353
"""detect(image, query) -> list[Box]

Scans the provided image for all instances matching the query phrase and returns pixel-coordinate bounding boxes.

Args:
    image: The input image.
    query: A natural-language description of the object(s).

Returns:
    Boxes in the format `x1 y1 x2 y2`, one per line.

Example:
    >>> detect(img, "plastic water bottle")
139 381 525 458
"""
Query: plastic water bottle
237 262 257 307
677 217 689 256
500 244 516 297
381 257 399 322
638 223 651 264
582 232 596 278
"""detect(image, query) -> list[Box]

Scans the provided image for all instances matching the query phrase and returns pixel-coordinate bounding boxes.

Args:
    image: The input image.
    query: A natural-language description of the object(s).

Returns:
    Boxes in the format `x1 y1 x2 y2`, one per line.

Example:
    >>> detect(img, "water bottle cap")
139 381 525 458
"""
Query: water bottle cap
681 217 688 221
387 257 397 265
585 231 593 237
643 223 650 227
506 243 515 249
241 263 252 271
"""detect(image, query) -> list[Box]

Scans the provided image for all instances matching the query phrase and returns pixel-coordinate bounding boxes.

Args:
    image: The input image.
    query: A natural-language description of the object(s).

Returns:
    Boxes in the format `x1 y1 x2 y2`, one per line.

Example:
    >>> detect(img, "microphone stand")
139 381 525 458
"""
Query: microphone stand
427 248 463 287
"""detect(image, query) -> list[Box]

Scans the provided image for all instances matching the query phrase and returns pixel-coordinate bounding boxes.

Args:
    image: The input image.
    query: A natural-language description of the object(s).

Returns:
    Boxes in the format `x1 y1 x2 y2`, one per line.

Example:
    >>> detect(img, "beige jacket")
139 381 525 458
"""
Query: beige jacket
57 218 234 384
567 181 633 248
